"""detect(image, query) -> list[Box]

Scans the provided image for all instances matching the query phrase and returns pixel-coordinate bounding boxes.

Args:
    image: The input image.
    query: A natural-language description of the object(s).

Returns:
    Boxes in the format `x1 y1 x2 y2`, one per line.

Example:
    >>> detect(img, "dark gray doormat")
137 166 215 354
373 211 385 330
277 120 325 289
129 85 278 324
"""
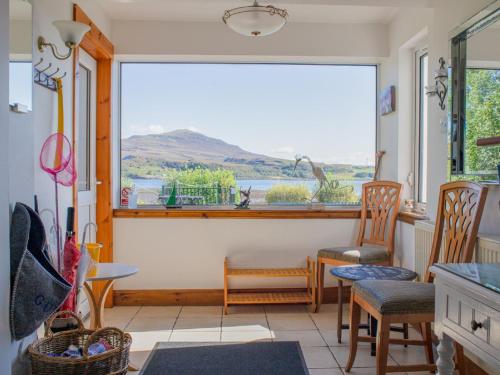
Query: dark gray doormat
140 341 309 375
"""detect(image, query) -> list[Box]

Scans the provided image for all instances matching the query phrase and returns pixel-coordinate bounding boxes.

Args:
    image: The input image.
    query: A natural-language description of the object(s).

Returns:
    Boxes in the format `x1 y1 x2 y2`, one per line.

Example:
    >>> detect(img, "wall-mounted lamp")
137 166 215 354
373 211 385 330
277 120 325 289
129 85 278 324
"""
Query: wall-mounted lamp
38 21 90 60
425 57 448 110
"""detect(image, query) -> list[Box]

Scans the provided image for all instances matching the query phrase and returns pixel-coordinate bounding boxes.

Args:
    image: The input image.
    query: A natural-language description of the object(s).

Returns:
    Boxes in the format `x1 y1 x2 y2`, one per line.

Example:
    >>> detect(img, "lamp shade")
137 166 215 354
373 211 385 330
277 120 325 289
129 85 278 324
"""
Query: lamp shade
223 3 288 37
52 20 90 46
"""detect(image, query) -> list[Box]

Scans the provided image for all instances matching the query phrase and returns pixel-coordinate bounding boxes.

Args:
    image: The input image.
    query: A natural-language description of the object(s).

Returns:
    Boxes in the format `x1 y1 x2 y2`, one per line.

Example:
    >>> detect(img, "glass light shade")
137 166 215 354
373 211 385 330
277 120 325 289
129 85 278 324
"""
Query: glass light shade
52 20 90 47
223 4 288 37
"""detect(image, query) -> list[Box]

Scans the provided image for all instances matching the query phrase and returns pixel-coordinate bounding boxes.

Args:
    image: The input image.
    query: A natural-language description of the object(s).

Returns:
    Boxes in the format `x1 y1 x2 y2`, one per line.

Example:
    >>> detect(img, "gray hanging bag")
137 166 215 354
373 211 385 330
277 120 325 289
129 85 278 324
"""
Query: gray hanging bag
10 202 72 340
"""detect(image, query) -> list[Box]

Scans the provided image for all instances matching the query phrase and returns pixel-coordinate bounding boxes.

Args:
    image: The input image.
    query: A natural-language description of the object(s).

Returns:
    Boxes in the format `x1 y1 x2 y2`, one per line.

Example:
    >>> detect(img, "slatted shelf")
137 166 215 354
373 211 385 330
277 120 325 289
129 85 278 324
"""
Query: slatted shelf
223 256 316 314
227 292 312 305
226 268 310 277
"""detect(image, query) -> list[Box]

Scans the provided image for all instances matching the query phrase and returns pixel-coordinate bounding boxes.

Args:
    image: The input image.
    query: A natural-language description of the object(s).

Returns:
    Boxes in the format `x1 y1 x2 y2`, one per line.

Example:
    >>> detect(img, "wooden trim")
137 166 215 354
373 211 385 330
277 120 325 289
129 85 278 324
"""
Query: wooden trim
74 6 113 59
114 287 346 306
476 136 500 147
73 4 114 307
113 208 363 219
398 211 429 225
114 208 428 223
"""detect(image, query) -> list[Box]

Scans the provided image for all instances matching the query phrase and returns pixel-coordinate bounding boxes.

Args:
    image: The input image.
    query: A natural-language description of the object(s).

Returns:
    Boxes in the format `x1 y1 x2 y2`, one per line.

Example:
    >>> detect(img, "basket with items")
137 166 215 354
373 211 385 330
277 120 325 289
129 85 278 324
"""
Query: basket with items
28 311 132 375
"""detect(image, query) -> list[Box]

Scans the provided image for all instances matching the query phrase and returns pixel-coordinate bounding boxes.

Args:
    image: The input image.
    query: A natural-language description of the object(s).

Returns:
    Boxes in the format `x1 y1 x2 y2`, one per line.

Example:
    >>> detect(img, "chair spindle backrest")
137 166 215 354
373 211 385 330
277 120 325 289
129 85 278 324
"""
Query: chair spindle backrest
424 181 488 283
357 181 402 262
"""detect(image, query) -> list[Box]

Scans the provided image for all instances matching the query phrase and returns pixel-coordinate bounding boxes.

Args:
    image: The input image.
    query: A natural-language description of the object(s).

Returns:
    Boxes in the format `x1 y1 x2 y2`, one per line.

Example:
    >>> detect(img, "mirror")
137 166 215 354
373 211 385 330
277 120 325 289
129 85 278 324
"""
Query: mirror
9 0 32 112
450 4 499 180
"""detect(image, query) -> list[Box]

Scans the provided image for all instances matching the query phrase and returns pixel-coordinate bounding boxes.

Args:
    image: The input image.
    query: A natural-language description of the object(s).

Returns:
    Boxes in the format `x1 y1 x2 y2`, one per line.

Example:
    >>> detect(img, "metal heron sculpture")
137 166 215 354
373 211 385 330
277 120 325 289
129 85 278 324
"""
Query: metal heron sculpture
293 155 332 202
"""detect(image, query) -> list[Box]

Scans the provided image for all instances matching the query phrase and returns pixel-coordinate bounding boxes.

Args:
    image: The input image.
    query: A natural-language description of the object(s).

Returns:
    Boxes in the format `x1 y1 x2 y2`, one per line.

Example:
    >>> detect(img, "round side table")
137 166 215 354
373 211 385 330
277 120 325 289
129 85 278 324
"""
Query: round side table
330 265 417 355
84 263 138 329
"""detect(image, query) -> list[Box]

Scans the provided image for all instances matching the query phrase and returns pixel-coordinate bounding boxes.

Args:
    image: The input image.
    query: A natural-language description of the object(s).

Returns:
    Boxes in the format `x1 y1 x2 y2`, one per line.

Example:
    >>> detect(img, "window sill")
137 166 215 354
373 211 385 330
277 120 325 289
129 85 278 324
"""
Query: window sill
114 207 429 223
113 207 363 219
398 211 429 225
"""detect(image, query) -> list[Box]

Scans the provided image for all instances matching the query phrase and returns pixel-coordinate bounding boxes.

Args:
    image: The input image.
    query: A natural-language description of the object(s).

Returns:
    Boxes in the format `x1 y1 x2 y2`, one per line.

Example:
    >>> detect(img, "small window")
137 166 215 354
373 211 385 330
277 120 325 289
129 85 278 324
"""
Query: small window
450 8 500 180
415 50 428 204
9 61 32 111
78 64 91 191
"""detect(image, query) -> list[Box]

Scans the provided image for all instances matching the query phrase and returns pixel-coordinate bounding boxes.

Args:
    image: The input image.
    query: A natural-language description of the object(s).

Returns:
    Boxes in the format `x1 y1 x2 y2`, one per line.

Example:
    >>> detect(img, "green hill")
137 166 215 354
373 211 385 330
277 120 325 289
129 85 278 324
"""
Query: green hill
121 129 373 180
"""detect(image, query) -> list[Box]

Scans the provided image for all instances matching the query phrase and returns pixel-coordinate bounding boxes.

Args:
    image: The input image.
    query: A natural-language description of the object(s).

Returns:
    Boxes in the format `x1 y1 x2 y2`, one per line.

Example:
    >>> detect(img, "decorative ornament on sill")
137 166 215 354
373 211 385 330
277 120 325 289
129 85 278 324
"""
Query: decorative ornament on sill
223 1 288 37
235 187 252 209
425 57 449 110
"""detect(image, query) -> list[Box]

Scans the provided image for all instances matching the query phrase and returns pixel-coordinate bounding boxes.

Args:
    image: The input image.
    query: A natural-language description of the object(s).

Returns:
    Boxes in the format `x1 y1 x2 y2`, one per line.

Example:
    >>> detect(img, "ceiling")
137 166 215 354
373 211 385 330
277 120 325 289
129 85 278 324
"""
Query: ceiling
95 0 404 24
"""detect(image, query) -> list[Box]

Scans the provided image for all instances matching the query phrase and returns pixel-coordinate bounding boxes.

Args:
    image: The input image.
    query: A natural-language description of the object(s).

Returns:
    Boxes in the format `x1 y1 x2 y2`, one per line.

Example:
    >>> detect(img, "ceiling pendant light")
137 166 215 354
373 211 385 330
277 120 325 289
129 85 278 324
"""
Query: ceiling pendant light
223 1 289 37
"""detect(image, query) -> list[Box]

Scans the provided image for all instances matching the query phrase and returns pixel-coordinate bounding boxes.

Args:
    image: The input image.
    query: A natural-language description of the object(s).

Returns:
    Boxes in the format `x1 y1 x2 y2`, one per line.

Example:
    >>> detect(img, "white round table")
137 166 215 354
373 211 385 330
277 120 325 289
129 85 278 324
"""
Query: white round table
84 263 138 330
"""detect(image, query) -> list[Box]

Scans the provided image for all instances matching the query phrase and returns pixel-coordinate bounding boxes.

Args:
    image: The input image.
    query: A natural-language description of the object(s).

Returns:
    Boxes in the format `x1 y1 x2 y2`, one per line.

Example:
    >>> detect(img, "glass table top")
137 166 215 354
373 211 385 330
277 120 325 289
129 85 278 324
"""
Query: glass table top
434 263 500 294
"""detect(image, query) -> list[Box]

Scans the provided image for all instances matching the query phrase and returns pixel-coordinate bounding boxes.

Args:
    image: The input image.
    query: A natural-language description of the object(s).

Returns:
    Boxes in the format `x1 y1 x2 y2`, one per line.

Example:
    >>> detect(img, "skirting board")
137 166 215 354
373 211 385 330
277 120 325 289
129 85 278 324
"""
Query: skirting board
114 286 349 306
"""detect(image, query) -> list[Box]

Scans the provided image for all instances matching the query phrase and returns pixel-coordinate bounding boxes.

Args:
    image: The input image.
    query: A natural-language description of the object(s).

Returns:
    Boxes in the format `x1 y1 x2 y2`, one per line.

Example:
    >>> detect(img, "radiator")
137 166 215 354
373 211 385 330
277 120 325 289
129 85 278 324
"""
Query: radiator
414 221 500 280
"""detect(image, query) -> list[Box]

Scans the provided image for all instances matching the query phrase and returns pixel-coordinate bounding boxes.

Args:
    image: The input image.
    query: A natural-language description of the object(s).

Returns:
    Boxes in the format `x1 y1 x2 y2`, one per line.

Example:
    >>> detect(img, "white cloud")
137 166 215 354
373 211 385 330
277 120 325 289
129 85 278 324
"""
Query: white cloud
325 152 375 166
272 146 295 154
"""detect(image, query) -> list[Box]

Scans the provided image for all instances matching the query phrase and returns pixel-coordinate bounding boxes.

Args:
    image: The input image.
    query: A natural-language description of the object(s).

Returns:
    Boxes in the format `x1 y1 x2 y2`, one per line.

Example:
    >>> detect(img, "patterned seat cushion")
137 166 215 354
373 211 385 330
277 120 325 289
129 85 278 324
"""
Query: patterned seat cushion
317 246 389 264
352 280 435 315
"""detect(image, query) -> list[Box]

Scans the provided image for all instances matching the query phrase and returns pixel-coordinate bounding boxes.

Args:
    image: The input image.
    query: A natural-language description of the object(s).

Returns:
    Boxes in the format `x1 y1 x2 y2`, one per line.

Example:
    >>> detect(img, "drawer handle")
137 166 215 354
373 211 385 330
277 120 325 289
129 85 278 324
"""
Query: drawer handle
471 320 483 331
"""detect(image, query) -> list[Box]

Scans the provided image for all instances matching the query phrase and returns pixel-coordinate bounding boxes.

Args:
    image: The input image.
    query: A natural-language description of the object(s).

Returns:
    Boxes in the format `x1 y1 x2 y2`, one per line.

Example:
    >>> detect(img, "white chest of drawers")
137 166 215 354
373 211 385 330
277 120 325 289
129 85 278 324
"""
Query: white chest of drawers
431 264 500 375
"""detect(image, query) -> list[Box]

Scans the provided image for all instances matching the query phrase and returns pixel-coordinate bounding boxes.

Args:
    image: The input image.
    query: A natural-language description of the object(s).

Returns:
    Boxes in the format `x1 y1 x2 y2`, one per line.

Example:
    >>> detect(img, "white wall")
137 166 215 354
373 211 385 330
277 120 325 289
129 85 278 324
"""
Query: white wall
1 1 12 373
112 20 388 59
114 218 362 289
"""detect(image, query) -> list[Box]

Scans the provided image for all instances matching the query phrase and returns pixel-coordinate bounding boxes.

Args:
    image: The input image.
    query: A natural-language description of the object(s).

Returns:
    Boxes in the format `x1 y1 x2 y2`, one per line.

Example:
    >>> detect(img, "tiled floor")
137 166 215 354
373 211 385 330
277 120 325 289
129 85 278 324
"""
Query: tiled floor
101 304 433 374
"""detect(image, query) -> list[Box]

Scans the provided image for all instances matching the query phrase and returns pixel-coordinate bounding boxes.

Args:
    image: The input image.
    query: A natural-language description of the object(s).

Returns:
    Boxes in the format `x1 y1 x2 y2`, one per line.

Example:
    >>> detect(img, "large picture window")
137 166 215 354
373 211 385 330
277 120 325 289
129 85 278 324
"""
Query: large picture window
120 63 377 208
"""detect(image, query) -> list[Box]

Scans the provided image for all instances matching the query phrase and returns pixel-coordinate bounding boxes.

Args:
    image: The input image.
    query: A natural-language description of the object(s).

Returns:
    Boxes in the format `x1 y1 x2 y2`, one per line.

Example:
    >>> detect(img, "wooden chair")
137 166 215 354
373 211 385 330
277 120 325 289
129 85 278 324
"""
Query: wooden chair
316 180 402 313
345 181 488 375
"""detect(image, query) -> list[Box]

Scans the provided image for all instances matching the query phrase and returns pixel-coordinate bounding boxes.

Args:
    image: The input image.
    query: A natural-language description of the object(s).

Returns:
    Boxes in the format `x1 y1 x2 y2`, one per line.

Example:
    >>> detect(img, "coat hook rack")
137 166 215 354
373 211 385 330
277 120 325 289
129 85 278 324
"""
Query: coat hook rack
33 60 66 92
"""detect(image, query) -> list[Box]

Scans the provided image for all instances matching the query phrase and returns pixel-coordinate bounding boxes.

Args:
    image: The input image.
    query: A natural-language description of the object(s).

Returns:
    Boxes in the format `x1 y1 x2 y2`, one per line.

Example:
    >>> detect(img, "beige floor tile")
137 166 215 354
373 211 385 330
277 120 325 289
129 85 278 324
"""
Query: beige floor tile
308 369 343 375
320 329 373 348
267 314 317 331
301 347 339 369
272 330 327 347
136 306 182 318
128 350 152 373
173 317 221 332
265 304 309 314
127 317 176 332
169 331 221 343
341 367 407 374
225 305 266 315
388 345 429 365
314 303 340 314
220 330 272 342
179 306 222 317
310 314 339 330
330 345 397 368
104 306 140 320
222 316 269 331
129 330 172 351
102 317 132 330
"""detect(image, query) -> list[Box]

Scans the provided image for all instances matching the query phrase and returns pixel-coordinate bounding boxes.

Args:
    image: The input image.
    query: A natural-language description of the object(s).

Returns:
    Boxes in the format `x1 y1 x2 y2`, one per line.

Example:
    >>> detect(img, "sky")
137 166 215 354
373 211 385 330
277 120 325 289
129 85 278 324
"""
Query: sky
9 62 32 110
121 63 376 166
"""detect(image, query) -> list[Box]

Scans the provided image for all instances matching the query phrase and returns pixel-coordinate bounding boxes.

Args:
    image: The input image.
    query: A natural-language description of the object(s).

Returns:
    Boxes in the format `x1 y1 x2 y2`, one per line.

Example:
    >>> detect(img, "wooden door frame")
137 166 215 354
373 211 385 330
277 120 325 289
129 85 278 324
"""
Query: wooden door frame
73 4 115 307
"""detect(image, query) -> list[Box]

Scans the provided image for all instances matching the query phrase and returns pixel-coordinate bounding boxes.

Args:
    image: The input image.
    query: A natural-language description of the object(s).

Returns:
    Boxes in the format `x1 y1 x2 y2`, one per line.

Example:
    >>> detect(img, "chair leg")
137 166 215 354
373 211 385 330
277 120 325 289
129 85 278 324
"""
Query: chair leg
316 260 325 312
376 317 391 375
455 342 465 375
337 280 343 343
421 322 434 365
345 293 361 372
403 323 409 348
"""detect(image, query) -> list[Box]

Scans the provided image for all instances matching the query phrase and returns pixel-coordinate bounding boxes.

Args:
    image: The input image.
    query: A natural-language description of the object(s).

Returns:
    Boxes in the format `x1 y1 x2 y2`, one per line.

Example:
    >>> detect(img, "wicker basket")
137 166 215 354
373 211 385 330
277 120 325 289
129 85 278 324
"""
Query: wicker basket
29 311 132 375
